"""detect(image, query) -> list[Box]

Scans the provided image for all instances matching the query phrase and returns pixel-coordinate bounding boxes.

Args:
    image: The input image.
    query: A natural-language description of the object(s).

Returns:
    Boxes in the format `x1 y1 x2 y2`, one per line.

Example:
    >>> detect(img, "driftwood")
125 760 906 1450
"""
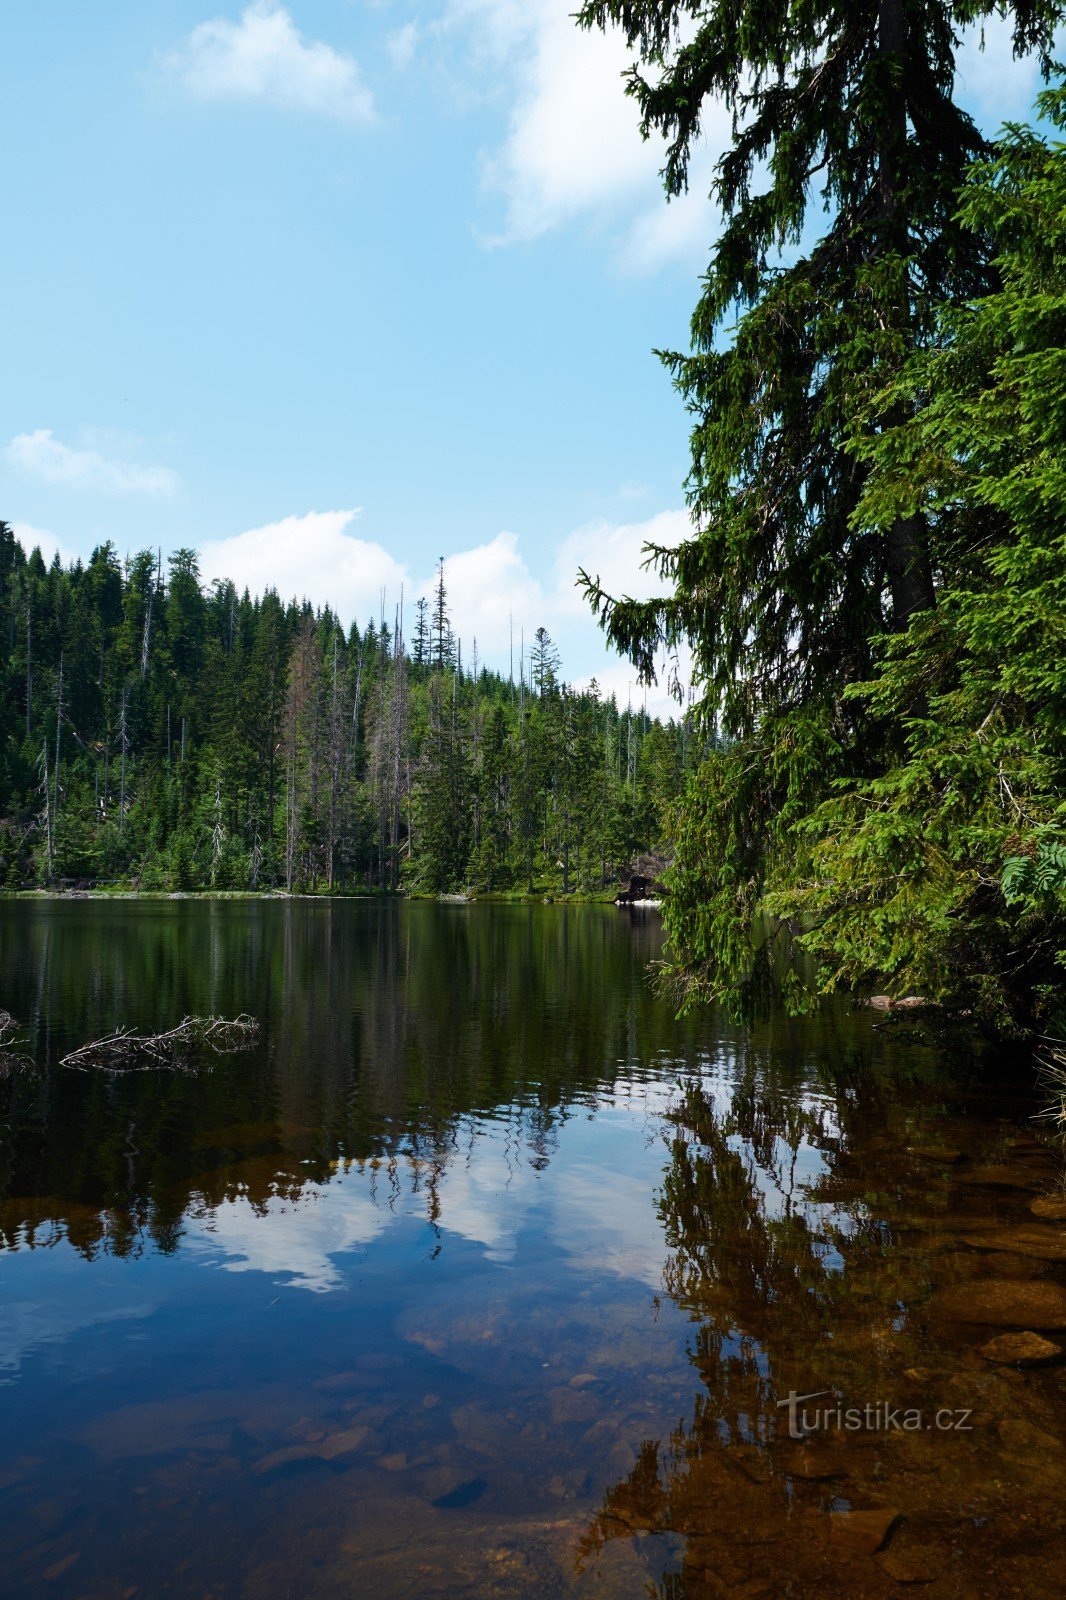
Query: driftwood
59 1014 260 1071
0 1011 33 1077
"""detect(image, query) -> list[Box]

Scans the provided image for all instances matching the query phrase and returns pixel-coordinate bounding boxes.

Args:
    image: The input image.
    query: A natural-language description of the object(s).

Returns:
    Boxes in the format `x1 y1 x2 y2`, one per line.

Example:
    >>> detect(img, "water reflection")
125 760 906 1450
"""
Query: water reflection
0 901 702 1264
0 902 1064 1598
584 1036 1066 1598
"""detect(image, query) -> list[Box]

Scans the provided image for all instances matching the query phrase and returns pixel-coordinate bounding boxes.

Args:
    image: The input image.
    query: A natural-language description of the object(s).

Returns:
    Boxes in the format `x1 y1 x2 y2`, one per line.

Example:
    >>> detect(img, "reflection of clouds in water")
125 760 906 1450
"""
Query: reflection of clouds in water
184 1093 677 1294
0 1288 151 1380
547 1163 669 1289
431 1142 534 1262
186 1184 388 1292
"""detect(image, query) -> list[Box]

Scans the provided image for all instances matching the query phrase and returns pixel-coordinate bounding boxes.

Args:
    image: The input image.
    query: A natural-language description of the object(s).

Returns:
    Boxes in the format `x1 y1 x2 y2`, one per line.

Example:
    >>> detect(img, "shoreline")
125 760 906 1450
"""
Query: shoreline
0 888 660 908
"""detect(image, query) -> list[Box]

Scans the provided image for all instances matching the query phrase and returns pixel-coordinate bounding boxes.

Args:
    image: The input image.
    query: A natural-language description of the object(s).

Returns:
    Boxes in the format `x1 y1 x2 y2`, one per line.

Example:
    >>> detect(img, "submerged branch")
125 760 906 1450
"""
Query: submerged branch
59 1014 260 1072
1036 1038 1066 1131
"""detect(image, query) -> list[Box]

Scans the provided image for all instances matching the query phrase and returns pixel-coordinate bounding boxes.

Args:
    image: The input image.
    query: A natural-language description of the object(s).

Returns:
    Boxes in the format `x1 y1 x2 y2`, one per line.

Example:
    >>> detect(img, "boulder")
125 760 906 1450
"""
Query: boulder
962 1227 1066 1262
979 1331 1063 1366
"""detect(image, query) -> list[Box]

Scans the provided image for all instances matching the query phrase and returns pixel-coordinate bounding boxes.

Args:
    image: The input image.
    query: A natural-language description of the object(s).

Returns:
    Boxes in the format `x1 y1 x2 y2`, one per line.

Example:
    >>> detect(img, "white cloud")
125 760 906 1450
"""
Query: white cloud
6 429 179 496
553 508 690 617
441 0 725 270
0 1291 152 1380
417 530 542 662
11 523 78 568
477 1 661 242
387 21 421 71
162 1 376 124
196 504 691 708
198 509 407 620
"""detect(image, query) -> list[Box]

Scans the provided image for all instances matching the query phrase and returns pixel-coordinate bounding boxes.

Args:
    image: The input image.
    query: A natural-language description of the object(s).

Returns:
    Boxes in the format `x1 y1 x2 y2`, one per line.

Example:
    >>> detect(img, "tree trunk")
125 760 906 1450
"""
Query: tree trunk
877 0 936 628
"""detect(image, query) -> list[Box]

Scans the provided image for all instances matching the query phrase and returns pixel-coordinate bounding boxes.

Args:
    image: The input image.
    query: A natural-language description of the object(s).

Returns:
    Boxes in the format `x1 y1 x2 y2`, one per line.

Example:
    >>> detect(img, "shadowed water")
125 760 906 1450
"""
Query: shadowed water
0 900 1064 1598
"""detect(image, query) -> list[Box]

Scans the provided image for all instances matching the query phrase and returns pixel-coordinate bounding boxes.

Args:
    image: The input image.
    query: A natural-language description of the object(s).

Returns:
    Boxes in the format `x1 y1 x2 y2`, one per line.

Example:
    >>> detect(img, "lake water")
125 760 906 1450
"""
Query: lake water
1 900 1064 1599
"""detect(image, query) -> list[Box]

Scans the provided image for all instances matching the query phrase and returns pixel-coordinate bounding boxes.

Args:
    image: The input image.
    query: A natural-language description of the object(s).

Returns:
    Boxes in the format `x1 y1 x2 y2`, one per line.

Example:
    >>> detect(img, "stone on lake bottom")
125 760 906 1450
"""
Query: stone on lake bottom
962 1227 1066 1262
827 1508 899 1557
959 1167 1048 1191
980 1331 1063 1366
874 1547 938 1584
1031 1195 1066 1221
926 1280 1066 1328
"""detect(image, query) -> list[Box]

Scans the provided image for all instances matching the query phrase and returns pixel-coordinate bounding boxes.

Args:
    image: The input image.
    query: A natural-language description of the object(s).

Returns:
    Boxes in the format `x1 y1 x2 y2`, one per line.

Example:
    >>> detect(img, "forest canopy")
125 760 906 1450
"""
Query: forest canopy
0 540 690 897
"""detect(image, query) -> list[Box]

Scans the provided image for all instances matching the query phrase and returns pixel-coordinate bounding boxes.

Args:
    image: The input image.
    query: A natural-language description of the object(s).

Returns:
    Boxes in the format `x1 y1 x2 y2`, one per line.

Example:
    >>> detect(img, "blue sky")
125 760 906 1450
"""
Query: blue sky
0 2 1048 704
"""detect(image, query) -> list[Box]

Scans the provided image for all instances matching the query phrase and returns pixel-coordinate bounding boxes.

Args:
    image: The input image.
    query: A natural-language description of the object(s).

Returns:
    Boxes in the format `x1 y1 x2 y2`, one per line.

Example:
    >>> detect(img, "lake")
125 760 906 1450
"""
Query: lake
1 900 1064 1598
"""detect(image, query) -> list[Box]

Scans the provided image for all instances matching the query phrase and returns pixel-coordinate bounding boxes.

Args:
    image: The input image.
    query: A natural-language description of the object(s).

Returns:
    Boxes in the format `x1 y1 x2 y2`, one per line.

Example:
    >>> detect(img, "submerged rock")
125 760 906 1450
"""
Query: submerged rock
980 1332 1063 1366
958 1167 1049 1191
874 1547 938 1584
962 1227 1066 1262
1031 1195 1066 1221
927 1280 1066 1328
827 1508 899 1557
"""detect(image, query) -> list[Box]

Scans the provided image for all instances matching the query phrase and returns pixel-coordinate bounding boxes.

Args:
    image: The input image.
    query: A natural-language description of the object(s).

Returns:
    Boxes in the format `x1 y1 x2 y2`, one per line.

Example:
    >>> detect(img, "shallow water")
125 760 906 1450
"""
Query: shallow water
0 900 1064 1599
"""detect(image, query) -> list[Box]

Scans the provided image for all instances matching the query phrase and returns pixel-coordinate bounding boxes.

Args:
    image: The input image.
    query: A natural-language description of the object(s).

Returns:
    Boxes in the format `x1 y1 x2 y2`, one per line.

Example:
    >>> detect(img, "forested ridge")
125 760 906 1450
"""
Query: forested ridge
0 534 690 895
579 2 1066 1035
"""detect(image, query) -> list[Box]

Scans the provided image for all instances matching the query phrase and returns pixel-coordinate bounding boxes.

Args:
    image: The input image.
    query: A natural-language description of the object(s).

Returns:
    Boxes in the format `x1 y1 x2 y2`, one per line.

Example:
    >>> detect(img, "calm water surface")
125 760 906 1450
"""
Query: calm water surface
1 901 1064 1599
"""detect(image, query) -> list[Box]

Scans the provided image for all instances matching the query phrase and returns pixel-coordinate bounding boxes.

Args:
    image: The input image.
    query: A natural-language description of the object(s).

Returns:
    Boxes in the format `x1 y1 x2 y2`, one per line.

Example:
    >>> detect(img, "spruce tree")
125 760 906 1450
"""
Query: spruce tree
578 0 1063 1015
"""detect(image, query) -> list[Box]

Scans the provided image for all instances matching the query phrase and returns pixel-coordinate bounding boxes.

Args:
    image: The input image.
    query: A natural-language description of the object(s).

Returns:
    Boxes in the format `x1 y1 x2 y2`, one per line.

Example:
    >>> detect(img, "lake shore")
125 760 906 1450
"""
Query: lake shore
0 887 656 907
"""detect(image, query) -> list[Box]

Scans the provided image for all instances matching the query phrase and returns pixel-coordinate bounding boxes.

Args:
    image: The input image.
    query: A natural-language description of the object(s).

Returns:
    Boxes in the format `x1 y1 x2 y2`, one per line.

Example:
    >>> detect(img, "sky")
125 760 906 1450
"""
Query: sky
0 2 1049 711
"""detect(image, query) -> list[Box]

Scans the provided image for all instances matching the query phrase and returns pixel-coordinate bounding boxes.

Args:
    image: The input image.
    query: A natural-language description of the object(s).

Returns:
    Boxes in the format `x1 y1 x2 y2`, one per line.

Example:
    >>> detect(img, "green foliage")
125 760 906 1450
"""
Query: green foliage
766 92 1066 1030
0 543 684 899
577 1 1065 1031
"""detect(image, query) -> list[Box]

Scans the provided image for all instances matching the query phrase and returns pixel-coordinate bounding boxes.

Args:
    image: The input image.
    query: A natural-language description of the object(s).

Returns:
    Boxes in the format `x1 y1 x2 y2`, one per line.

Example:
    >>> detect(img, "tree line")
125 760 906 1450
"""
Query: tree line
578 2 1066 1035
0 536 690 895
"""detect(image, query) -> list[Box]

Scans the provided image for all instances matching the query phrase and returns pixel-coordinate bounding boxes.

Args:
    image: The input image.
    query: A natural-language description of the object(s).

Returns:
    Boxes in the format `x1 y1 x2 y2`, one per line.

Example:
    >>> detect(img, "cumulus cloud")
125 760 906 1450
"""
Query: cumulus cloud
416 530 542 663
198 509 407 618
440 0 724 271
195 504 691 712
188 1182 387 1293
6 429 178 496
161 1 376 124
477 1 662 242
553 508 691 616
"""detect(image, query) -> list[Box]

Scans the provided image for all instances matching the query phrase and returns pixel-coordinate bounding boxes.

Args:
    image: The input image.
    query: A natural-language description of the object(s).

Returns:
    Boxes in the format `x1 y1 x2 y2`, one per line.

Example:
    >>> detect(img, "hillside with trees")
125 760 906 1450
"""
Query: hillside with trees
0 537 689 896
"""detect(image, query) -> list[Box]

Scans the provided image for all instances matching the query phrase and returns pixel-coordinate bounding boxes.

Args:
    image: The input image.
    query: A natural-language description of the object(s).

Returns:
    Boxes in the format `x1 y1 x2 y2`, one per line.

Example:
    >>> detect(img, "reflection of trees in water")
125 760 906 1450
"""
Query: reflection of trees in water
577 1031 1025 1598
0 902 704 1257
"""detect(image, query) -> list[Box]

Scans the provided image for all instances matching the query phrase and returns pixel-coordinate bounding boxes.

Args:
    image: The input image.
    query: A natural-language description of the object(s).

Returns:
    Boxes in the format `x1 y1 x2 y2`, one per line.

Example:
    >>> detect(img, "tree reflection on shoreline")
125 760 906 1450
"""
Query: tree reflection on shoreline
0 901 703 1257
579 1039 1066 1598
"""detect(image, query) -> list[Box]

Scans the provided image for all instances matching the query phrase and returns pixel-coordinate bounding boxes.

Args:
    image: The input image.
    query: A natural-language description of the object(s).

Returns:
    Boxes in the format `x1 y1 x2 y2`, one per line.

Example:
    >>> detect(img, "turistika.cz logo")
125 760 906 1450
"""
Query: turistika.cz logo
776 1389 974 1442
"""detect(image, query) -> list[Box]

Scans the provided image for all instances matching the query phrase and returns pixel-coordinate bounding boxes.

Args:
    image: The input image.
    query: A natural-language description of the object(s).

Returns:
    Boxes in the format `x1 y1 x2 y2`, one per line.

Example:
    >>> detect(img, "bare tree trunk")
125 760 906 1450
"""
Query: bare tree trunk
25 603 32 737
53 654 63 828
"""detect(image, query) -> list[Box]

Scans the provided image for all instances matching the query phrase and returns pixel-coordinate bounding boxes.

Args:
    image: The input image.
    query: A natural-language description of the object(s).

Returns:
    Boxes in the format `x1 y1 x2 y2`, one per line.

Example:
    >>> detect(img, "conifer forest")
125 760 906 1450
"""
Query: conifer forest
0 531 687 896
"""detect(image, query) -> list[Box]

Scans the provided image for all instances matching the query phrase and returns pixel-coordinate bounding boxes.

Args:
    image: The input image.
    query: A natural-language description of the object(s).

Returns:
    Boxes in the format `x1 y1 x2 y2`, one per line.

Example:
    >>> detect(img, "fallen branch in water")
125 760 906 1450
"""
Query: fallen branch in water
0 1010 35 1077
59 1014 260 1071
